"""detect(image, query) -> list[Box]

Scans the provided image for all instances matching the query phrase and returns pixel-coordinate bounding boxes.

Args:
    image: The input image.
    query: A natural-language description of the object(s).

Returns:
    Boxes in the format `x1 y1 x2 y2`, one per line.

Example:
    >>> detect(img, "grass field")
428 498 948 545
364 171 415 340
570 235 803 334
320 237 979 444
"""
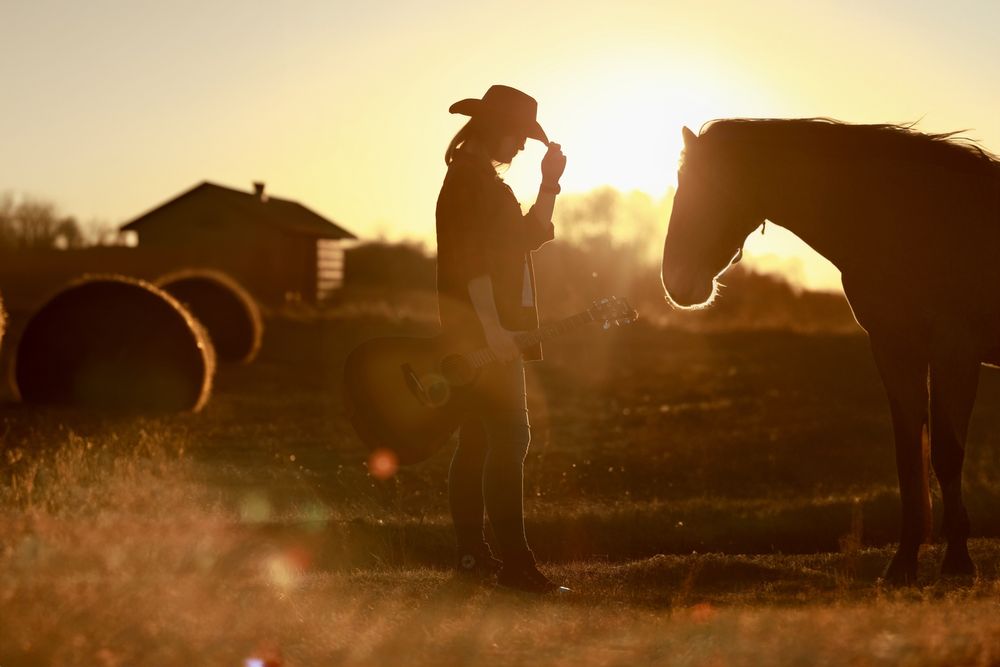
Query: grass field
3 298 1000 666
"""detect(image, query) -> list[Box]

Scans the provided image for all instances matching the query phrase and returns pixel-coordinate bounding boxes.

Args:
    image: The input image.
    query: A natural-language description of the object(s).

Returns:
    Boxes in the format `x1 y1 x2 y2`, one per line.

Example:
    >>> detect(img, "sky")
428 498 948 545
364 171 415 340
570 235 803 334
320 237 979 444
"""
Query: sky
3 0 1000 291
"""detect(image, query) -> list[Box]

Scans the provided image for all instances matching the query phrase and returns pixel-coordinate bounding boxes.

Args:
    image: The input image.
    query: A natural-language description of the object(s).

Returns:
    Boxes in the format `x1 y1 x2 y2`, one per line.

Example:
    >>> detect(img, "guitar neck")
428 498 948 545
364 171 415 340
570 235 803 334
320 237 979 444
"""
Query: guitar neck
513 310 595 349
466 310 596 369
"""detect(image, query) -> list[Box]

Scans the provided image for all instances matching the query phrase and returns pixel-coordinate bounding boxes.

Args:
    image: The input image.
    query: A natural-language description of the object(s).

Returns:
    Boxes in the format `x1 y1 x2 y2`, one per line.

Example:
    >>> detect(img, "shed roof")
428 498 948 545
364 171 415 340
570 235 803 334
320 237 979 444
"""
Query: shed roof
120 181 357 240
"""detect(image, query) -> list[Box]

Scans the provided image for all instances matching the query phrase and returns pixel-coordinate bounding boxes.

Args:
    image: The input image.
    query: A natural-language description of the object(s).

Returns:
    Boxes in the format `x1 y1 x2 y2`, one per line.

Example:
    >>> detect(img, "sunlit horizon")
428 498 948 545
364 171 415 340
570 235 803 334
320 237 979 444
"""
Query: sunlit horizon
4 0 1000 293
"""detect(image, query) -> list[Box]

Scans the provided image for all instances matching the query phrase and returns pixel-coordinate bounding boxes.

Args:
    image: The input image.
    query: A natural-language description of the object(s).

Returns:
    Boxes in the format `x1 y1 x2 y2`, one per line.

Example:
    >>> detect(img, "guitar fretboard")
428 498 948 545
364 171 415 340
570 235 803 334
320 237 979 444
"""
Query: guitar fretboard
465 310 596 369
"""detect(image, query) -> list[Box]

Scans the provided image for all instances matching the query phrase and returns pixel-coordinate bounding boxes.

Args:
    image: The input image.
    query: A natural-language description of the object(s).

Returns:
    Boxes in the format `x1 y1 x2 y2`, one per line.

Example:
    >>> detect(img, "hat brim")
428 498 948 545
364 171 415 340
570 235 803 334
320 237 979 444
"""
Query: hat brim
449 99 548 144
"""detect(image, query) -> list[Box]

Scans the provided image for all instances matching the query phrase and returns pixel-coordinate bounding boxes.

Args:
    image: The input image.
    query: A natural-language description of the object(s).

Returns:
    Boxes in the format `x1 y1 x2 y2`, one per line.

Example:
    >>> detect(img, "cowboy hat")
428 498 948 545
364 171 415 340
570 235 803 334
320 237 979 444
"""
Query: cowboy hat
449 85 548 144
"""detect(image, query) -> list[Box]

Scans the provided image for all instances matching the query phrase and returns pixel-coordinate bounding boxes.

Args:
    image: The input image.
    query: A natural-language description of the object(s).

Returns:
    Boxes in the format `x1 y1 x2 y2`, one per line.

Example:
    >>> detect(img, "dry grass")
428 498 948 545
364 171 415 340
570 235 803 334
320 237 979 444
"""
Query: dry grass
5 428 1000 666
5 429 1000 667
3 308 1000 665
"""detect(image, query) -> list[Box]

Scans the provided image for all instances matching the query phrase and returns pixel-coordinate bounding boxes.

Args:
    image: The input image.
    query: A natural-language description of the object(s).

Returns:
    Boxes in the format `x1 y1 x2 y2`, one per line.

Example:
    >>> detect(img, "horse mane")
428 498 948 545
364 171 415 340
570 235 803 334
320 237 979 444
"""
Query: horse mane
692 118 1000 177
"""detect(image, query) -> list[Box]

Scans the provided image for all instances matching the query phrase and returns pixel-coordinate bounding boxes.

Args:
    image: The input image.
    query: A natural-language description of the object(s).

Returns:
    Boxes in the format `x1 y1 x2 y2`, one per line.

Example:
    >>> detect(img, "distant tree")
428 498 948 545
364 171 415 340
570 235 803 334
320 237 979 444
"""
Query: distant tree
331 186 856 331
0 192 85 250
0 193 14 248
534 185 857 331
553 186 673 264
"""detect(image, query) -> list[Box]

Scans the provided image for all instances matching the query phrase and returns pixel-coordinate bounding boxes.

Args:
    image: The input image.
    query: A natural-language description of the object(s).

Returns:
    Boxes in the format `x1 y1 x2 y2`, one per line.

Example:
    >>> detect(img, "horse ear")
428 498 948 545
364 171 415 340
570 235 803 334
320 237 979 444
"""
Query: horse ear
682 126 698 149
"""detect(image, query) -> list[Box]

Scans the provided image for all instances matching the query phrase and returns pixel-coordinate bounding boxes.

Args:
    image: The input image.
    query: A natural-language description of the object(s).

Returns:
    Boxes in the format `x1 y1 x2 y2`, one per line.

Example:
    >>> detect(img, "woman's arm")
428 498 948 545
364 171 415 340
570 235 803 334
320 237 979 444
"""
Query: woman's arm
529 188 558 230
524 142 566 250
468 274 520 362
524 191 557 251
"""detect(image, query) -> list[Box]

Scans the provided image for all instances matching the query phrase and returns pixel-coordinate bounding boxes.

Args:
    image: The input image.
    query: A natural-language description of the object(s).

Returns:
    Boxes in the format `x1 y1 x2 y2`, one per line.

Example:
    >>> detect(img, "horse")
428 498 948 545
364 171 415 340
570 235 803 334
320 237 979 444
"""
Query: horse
661 118 1000 585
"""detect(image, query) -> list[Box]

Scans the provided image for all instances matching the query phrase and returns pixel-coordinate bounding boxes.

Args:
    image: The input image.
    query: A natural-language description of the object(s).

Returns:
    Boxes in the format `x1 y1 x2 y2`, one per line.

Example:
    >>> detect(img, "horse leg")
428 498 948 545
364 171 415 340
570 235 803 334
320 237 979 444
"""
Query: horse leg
871 337 931 585
929 353 980 576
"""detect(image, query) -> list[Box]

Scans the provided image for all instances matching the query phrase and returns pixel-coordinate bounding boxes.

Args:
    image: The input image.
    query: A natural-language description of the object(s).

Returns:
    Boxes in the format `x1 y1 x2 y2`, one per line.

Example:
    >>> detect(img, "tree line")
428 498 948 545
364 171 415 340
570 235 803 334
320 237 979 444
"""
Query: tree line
0 193 87 250
1 186 858 331
341 185 858 333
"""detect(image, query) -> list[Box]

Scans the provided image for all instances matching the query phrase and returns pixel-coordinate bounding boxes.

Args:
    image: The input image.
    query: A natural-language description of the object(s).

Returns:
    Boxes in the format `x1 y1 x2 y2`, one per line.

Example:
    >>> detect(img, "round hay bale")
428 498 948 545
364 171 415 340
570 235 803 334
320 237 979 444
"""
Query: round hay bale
15 275 215 412
156 269 263 364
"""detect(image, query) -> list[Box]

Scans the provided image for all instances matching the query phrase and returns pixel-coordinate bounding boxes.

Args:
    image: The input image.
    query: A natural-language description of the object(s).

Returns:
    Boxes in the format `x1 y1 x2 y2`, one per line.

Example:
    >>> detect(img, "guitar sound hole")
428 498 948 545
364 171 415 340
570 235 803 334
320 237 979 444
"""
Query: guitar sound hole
424 377 450 406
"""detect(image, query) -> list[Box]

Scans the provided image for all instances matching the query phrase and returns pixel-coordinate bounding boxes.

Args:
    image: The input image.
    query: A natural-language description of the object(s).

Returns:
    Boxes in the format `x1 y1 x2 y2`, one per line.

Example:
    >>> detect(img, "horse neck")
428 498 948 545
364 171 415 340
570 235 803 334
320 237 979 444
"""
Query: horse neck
749 152 868 274
742 135 1000 294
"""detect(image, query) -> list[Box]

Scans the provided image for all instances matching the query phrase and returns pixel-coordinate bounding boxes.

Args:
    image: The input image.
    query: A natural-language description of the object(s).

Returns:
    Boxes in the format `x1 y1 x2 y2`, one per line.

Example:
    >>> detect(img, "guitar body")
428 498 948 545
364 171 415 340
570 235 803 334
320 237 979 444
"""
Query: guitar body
343 335 479 465
343 297 637 467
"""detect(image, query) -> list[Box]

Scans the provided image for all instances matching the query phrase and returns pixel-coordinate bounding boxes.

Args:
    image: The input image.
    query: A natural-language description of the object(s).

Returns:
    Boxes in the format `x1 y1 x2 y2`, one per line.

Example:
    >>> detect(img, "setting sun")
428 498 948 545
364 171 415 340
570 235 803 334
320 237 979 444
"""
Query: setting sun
504 53 777 198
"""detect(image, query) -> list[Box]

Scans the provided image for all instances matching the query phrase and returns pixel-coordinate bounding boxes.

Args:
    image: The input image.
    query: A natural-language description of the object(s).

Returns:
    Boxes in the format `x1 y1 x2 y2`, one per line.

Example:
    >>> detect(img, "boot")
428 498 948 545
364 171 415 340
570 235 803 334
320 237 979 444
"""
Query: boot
497 553 570 594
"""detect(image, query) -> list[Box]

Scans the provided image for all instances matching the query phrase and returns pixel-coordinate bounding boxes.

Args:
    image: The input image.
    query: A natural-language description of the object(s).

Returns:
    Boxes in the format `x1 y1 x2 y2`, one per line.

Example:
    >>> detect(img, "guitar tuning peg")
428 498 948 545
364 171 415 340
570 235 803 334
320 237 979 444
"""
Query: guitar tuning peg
603 321 611 330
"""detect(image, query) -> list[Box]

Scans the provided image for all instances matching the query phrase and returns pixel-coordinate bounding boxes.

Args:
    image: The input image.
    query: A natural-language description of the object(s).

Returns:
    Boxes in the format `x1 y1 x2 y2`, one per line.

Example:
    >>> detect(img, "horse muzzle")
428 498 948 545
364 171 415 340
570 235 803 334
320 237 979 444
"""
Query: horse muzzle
661 268 715 308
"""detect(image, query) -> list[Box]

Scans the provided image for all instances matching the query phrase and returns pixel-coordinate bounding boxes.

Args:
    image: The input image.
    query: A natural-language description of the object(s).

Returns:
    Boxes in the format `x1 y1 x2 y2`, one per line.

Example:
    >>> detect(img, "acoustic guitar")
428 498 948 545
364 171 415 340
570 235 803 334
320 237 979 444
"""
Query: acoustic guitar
343 296 637 465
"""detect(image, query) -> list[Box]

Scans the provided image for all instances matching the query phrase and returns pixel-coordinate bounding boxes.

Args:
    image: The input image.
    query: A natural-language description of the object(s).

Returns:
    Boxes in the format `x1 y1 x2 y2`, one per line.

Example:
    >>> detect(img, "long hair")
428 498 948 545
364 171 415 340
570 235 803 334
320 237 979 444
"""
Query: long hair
444 116 508 166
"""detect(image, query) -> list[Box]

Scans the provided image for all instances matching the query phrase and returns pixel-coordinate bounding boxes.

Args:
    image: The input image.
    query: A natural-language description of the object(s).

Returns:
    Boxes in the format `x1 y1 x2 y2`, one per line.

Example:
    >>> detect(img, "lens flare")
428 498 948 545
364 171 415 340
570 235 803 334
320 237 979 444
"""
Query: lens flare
368 448 398 480
240 491 272 523
265 546 312 591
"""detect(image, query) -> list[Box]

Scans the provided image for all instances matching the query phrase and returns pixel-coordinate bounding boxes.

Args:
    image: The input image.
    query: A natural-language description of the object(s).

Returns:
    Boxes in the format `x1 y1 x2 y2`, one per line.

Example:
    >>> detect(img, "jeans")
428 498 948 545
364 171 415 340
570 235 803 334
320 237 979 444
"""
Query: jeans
448 359 533 562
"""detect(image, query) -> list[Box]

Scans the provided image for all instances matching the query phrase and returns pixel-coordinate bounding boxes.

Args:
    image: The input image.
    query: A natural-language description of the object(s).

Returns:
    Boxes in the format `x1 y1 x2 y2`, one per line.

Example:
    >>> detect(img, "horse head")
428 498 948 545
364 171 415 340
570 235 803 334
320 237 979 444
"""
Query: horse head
661 126 765 308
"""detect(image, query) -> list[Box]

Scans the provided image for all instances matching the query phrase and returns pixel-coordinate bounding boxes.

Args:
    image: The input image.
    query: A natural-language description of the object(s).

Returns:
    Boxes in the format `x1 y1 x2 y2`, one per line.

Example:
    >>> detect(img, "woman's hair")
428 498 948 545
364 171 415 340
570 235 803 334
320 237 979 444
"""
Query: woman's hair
444 116 509 166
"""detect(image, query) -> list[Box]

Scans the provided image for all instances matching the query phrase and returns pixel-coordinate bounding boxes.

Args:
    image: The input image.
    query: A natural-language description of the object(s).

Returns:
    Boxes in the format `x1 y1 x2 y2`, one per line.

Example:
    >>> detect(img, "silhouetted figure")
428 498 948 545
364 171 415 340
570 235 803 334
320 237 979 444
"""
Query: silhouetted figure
438 85 567 592
662 118 1000 585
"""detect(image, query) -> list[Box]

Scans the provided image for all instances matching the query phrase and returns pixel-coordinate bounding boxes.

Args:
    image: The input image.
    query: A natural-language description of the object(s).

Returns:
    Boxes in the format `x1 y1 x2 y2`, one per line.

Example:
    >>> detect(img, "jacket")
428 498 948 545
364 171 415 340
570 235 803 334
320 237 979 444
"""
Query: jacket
435 149 555 361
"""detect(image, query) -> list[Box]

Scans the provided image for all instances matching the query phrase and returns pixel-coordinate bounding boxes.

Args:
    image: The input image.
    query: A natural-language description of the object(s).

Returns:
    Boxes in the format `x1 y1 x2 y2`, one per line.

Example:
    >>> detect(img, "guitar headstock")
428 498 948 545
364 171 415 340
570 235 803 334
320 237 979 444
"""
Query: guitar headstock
589 296 638 330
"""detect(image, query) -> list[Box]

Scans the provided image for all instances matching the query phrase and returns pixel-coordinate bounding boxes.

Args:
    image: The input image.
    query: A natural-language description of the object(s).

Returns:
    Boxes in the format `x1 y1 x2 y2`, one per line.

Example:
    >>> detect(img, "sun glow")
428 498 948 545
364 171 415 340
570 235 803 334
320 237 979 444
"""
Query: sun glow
503 55 778 200
503 53 847 291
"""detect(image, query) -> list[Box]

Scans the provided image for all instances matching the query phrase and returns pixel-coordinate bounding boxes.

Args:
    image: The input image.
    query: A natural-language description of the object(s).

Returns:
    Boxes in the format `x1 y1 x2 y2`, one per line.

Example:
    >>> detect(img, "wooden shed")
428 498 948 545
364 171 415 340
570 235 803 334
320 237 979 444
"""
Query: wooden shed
120 181 356 303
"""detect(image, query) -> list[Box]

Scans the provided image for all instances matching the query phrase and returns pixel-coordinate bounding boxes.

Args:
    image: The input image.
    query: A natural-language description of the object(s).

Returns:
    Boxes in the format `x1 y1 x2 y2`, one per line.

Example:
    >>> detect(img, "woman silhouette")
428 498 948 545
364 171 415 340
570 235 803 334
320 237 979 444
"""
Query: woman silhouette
437 85 567 593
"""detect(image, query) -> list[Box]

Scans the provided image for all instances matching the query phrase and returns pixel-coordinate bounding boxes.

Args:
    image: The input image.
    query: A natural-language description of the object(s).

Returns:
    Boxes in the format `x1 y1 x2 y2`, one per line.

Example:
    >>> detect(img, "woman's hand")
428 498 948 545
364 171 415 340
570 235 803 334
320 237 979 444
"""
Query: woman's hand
484 326 521 363
541 142 566 186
